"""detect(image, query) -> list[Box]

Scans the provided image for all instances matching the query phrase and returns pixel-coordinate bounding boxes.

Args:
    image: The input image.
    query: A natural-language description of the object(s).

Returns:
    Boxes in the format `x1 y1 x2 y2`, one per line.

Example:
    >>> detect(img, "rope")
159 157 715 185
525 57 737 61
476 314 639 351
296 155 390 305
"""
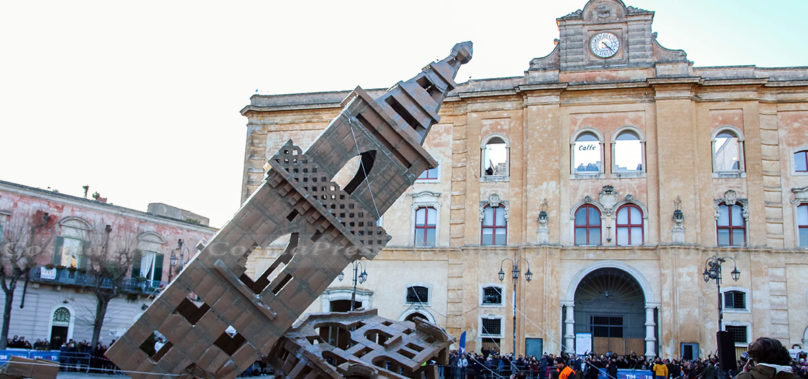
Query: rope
345 114 381 220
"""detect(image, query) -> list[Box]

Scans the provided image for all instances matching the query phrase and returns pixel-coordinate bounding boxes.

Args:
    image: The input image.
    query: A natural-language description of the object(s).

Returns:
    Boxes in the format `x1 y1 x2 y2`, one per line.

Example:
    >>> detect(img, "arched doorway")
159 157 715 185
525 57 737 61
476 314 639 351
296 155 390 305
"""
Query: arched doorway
574 268 646 355
50 307 71 347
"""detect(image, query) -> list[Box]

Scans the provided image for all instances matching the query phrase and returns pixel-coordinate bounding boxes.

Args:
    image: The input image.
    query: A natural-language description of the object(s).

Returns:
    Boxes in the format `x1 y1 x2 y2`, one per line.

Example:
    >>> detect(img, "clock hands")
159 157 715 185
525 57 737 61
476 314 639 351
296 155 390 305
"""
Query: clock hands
601 40 615 52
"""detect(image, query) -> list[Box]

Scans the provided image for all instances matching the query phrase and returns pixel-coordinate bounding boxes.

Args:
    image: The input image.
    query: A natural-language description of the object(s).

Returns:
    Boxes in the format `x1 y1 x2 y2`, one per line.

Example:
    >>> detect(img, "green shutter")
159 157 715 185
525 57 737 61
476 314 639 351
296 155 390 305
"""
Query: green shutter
131 250 142 278
77 240 87 270
153 253 164 282
53 237 64 265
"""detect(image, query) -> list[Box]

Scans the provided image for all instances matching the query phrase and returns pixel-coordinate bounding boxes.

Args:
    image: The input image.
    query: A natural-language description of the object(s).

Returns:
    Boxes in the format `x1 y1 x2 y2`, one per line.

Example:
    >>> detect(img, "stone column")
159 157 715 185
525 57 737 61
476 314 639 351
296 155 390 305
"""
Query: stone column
562 301 575 353
645 304 658 358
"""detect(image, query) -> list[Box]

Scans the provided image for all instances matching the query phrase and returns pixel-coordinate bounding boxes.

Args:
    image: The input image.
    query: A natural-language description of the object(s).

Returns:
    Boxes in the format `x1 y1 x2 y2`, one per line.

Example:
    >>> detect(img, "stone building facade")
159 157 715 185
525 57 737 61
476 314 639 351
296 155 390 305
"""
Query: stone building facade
0 180 215 346
239 0 808 359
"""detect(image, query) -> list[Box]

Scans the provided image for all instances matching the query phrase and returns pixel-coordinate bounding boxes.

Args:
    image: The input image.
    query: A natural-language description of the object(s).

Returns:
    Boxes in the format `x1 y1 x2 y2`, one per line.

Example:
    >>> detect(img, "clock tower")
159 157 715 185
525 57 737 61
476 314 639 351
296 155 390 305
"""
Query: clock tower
529 0 688 73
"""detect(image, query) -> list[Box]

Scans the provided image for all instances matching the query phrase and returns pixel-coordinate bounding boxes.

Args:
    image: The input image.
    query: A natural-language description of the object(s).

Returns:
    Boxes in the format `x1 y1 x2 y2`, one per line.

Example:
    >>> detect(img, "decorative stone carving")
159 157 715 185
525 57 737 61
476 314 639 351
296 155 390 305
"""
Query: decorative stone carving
538 199 549 244
723 189 738 205
599 185 619 216
791 186 808 204
411 190 441 200
410 191 442 210
714 190 749 220
594 4 614 21
672 196 685 244
479 193 509 221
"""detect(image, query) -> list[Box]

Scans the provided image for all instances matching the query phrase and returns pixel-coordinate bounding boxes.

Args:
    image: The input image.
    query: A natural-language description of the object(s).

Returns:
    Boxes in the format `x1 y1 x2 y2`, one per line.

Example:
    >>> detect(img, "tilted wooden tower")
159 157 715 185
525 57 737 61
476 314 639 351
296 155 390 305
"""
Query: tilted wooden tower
106 42 472 378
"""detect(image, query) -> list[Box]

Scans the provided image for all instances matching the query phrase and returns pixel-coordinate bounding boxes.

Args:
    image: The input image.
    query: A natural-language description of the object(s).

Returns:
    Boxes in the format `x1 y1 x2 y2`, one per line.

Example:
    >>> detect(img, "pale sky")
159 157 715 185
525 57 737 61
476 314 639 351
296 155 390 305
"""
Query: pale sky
1 1 806 228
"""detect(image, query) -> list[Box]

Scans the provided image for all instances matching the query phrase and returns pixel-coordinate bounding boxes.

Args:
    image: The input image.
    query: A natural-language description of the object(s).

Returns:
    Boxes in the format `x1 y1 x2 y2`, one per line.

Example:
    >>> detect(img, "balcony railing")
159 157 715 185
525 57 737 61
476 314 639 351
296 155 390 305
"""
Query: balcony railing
29 266 165 295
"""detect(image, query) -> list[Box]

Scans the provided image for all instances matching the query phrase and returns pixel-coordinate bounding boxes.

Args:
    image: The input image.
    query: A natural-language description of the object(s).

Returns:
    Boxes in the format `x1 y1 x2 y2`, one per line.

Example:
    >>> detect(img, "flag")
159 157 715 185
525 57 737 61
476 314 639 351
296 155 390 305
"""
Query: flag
459 331 466 355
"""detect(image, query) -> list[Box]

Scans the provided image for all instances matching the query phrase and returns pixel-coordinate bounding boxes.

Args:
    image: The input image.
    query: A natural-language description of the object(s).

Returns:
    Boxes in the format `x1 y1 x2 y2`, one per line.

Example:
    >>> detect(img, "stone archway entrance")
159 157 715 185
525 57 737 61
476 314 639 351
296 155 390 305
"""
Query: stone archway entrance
563 261 658 358
574 268 645 355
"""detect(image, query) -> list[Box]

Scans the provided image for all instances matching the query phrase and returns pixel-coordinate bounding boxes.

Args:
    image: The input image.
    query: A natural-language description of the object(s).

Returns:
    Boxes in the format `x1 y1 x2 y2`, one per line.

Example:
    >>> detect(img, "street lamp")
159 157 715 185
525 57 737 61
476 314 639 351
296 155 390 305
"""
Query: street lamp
702 255 740 331
498 257 532 358
339 260 368 311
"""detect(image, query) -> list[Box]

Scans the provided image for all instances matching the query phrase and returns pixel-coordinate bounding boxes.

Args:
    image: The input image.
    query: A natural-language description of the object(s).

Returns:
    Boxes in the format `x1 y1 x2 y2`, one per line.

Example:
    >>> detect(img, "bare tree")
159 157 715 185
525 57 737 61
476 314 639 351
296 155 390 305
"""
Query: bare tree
83 224 136 350
0 210 54 349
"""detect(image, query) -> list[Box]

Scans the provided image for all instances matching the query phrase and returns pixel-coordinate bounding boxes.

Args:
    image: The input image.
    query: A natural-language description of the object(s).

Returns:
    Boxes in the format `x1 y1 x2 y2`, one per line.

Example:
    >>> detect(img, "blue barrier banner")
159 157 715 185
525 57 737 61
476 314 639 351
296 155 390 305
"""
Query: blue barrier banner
28 350 61 361
0 349 61 364
598 368 654 379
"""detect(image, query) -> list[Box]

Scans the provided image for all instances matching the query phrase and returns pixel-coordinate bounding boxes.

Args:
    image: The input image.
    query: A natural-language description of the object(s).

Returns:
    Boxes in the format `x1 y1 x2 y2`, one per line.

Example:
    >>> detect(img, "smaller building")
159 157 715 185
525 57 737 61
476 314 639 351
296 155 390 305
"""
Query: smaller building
0 180 216 347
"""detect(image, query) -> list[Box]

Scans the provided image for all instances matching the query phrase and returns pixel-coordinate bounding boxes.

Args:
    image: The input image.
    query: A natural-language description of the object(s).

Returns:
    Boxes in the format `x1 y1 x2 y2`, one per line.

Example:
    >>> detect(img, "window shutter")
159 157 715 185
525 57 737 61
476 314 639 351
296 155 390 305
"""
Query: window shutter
131 250 142 278
77 240 88 270
153 253 164 282
53 237 64 265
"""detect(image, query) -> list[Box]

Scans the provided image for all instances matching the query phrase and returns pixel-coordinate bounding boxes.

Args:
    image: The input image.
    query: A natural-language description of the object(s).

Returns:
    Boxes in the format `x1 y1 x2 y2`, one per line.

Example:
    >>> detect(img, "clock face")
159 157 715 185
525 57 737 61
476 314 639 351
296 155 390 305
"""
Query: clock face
590 32 620 58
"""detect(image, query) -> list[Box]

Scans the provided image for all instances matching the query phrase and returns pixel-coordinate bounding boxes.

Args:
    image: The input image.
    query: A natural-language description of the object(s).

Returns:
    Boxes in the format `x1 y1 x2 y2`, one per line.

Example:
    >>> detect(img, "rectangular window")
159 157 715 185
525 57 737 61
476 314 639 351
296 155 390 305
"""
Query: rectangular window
416 165 439 181
591 316 623 338
132 250 165 285
481 318 501 336
725 325 748 344
414 207 437 247
795 151 808 172
481 206 507 246
482 286 502 305
724 291 746 310
406 286 429 304
52 236 85 268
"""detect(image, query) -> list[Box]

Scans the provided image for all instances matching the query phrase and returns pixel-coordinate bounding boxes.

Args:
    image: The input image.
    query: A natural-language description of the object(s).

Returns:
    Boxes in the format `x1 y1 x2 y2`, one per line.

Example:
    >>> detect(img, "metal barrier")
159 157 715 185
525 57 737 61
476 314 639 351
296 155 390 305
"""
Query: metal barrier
0 349 92 372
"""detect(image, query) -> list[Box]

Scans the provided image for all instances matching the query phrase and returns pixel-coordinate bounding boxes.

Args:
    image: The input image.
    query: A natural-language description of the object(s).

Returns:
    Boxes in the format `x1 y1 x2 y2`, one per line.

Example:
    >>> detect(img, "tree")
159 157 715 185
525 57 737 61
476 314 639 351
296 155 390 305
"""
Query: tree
83 224 136 351
0 210 54 349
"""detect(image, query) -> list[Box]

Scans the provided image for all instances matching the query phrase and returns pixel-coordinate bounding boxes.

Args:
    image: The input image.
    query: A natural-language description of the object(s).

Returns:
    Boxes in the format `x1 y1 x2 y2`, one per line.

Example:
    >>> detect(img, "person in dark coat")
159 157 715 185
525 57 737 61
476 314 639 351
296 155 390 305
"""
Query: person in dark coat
737 338 798 379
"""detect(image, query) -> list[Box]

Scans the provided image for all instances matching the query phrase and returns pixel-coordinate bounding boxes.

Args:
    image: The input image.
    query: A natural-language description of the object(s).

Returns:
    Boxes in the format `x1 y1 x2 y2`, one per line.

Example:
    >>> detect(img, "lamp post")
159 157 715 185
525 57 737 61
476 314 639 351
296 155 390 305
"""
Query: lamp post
339 260 368 311
498 257 532 357
702 255 740 331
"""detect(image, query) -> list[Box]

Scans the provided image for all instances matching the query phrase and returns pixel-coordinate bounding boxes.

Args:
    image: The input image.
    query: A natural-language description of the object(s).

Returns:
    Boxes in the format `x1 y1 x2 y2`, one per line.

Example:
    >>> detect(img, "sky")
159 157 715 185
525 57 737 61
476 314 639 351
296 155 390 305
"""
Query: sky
1 1 806 228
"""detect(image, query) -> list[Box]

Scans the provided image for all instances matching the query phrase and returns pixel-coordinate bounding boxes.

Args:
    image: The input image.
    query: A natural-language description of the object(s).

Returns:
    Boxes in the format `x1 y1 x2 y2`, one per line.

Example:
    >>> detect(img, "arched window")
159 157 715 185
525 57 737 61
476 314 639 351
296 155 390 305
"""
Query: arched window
616 204 643 246
797 204 808 248
712 129 745 173
613 130 643 173
717 202 745 246
575 205 601 246
794 150 808 173
481 136 509 178
573 131 603 174
481 205 507 246
414 207 437 247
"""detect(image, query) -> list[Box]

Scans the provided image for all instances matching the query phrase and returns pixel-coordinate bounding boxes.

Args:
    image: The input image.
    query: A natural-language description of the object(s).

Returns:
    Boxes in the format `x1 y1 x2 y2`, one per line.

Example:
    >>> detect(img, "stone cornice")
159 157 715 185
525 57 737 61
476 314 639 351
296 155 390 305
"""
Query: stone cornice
0 180 218 232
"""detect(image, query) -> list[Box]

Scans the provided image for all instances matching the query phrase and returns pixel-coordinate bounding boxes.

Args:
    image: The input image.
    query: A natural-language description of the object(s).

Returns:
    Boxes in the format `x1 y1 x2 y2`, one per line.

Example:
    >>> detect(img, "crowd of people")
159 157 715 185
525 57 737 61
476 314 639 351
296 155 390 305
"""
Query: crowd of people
440 339 808 379
5 335 808 378
4 336 118 373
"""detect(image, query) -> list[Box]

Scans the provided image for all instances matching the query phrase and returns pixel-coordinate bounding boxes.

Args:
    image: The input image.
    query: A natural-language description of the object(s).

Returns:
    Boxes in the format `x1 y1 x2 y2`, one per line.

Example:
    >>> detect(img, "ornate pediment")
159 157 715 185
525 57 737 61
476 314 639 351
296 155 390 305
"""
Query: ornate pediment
479 193 509 221
792 186 808 204
714 190 749 220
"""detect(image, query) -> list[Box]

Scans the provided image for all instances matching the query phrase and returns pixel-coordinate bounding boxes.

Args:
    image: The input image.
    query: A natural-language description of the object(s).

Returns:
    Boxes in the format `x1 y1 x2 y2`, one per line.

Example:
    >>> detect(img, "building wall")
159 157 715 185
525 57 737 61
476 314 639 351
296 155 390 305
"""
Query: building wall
0 180 216 346
239 0 808 359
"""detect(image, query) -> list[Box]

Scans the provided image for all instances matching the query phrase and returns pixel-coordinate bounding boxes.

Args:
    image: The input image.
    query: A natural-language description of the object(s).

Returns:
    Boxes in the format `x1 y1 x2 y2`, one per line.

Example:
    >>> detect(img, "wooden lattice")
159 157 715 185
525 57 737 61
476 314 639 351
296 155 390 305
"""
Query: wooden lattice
106 42 471 379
